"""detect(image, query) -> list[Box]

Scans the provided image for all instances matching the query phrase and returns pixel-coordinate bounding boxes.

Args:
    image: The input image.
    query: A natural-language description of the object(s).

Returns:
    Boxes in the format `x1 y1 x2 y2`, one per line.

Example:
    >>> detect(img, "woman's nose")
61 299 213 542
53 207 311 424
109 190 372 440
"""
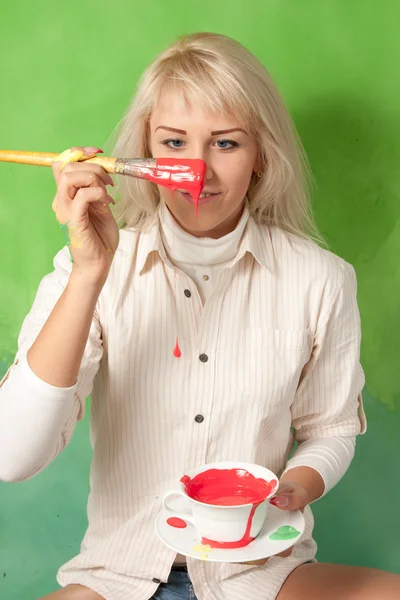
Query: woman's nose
204 161 214 181
191 147 214 180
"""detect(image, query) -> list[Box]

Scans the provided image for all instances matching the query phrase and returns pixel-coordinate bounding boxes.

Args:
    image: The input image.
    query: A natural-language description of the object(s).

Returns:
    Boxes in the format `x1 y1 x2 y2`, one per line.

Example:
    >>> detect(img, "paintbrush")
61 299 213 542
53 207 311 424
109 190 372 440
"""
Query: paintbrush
0 150 206 208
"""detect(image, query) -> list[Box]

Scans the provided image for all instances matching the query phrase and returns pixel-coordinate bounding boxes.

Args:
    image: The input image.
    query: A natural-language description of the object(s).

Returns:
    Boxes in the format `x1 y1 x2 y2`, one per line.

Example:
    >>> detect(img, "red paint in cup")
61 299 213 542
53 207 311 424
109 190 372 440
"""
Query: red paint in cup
180 467 276 548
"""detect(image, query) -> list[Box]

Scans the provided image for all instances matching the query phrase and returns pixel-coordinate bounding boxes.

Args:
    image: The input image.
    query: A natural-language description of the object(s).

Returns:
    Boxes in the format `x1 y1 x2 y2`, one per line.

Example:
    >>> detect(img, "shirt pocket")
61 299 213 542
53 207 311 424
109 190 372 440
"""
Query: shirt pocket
239 328 314 411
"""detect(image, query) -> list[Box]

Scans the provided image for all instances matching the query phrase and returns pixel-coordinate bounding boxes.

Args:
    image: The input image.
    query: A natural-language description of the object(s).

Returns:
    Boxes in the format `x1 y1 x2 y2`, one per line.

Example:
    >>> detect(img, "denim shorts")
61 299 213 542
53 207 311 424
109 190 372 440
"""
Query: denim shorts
151 561 316 599
151 566 198 600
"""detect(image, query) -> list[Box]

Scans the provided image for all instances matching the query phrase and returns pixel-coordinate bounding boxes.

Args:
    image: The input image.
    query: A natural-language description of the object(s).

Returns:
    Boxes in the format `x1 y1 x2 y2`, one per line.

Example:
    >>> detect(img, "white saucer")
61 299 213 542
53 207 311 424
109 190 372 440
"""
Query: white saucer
155 495 305 563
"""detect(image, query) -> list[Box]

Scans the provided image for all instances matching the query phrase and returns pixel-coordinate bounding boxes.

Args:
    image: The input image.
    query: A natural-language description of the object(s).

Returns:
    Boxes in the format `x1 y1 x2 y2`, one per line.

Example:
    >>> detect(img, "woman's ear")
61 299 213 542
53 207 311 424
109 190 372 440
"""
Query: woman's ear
253 149 263 177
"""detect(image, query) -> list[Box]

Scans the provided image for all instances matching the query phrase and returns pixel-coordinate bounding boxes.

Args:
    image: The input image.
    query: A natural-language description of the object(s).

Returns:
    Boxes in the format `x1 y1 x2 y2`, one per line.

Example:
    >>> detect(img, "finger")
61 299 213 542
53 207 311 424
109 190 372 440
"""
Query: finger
83 146 103 154
276 546 294 558
270 495 297 510
53 186 114 224
51 146 103 183
59 145 103 164
52 175 108 221
270 491 307 511
61 162 113 184
270 495 290 509
242 558 269 566
72 186 115 215
59 170 113 199
89 196 117 220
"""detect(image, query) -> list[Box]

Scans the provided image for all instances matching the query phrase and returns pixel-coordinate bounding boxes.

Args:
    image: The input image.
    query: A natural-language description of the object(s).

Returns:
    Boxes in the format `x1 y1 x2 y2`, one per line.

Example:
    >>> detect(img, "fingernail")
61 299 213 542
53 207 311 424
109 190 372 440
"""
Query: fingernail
84 146 103 154
270 496 289 508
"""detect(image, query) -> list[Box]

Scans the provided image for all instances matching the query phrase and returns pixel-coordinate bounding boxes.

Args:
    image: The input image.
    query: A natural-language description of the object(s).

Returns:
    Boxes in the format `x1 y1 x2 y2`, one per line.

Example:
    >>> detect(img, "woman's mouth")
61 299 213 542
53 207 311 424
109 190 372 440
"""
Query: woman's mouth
177 190 221 204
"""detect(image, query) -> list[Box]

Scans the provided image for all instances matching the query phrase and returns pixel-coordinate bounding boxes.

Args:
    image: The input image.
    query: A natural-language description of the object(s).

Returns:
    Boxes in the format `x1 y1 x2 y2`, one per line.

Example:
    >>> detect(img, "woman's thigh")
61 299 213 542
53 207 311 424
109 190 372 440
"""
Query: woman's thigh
39 584 105 599
277 562 400 600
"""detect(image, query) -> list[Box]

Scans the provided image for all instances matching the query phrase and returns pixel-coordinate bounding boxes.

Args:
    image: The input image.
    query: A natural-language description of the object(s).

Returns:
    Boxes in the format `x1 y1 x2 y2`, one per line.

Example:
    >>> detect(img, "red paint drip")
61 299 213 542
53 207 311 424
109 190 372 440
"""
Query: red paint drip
167 517 187 529
180 468 276 506
173 337 181 358
145 158 206 218
202 502 260 549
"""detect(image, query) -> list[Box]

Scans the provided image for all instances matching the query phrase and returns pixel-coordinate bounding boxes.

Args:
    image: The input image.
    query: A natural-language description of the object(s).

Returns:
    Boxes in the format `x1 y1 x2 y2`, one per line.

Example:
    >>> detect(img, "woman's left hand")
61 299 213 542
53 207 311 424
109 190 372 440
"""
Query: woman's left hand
269 480 310 512
242 481 310 566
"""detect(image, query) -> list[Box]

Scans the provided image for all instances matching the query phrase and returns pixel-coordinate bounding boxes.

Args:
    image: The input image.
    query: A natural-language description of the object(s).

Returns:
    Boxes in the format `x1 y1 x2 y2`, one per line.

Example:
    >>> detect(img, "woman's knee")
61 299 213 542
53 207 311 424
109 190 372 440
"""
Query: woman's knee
278 563 400 600
39 583 105 599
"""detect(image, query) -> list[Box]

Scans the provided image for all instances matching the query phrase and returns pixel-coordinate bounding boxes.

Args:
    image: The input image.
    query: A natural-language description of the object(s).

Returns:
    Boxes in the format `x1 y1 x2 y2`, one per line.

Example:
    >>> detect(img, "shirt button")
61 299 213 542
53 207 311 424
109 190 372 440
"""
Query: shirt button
195 414 204 423
199 353 208 363
184 289 191 298
153 578 161 584
203 275 209 281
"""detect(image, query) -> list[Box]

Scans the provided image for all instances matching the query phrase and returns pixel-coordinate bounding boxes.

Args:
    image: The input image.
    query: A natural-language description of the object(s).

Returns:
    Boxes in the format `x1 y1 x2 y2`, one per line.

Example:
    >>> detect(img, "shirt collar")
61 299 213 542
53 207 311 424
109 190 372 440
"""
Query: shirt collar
235 212 275 273
136 202 274 274
136 215 167 274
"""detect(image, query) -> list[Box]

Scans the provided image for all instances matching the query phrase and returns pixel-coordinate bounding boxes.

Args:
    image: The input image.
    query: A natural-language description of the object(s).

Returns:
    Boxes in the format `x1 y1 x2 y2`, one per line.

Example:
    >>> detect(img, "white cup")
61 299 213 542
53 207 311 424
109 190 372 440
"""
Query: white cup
162 461 278 548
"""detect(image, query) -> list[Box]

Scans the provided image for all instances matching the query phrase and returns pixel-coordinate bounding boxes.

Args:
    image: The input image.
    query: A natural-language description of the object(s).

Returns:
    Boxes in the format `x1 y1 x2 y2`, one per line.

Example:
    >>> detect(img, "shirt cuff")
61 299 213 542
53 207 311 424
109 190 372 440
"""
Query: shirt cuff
0 355 77 482
20 354 77 396
282 436 356 498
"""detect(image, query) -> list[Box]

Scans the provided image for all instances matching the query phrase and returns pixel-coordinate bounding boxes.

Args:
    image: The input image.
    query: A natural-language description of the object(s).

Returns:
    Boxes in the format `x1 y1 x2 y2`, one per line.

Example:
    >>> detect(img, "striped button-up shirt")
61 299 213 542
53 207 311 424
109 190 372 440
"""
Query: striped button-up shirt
0 205 366 600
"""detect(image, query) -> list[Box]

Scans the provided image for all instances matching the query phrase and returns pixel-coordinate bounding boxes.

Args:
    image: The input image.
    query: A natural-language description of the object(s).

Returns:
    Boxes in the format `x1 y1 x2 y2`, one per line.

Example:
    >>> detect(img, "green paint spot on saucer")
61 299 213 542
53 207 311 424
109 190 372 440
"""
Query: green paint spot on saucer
269 525 300 541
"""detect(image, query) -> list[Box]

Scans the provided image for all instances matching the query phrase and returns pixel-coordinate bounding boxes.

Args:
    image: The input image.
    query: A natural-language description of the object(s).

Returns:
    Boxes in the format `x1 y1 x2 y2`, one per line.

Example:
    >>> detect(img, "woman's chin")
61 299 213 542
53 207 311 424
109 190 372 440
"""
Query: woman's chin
176 215 220 237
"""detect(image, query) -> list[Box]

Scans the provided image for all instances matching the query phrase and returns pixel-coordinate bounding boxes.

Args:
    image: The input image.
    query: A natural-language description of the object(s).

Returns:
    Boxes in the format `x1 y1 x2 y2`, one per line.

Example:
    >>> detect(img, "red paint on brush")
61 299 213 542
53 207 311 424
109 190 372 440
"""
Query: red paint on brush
143 158 206 217
173 337 181 358
180 467 277 549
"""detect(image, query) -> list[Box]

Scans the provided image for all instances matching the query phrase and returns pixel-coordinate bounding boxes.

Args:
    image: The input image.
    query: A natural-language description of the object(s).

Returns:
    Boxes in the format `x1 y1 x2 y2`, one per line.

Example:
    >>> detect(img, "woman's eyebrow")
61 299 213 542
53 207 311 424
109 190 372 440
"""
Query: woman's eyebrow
155 126 187 134
155 126 248 136
211 128 248 135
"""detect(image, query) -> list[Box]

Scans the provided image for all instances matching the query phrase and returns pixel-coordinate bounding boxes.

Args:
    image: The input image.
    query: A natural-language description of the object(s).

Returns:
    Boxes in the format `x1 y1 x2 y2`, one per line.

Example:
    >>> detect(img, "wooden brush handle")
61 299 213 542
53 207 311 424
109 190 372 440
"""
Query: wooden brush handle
0 150 117 173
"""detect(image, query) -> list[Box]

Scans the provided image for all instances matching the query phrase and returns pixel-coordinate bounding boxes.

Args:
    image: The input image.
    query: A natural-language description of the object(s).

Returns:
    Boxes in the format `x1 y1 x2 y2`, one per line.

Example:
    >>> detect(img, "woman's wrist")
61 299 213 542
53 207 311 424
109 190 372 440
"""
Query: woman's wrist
70 265 109 290
279 466 325 504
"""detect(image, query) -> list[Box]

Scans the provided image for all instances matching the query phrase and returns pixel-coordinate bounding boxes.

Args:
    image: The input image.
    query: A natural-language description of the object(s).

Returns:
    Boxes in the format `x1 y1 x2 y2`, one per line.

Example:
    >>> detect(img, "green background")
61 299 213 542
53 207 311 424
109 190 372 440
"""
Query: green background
1 1 400 598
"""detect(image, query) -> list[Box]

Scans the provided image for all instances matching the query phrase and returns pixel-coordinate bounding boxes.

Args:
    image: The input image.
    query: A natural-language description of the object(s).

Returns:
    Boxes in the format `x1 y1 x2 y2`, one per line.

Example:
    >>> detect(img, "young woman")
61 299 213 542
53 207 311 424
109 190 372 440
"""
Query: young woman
1 32 399 600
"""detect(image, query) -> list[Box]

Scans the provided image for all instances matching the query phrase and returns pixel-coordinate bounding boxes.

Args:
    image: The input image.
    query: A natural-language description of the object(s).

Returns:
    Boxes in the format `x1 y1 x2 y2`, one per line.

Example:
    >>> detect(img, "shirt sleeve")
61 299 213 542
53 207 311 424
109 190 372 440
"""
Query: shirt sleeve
287 260 367 493
282 435 356 497
0 246 103 482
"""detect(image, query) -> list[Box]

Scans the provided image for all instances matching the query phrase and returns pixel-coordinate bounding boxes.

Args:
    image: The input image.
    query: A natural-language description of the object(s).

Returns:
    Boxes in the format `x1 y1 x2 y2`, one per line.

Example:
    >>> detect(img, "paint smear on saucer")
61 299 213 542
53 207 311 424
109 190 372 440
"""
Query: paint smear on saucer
193 543 216 560
167 517 187 529
269 526 300 541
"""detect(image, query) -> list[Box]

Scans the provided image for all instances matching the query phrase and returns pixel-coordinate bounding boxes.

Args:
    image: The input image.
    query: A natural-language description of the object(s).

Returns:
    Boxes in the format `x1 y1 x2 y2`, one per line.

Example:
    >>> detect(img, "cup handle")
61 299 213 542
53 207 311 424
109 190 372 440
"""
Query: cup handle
162 490 196 527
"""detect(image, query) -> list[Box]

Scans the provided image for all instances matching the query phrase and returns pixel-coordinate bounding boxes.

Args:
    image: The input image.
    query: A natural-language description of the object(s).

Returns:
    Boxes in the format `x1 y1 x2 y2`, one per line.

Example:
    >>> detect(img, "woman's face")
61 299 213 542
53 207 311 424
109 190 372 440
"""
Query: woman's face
149 91 260 238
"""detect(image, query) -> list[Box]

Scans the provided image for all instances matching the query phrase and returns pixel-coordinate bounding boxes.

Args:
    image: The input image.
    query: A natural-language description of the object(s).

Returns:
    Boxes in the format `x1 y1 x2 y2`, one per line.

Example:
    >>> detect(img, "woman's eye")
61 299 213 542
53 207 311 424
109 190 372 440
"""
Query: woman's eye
161 138 239 150
215 139 239 150
162 139 185 149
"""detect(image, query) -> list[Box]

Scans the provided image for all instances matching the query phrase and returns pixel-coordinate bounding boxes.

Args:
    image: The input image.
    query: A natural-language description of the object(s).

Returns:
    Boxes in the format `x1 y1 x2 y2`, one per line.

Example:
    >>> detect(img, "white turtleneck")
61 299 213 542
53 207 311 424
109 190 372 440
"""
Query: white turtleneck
159 200 249 304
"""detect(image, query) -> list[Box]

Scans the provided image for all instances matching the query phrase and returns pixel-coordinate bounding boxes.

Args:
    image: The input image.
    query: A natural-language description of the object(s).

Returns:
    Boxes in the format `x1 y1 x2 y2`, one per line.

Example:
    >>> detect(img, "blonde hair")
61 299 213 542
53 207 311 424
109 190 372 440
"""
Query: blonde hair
111 32 324 245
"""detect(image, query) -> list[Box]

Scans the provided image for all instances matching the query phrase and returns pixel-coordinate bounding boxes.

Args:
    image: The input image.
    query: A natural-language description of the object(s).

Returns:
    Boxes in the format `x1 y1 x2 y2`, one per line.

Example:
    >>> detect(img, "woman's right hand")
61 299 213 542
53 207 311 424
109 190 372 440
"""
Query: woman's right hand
52 146 120 282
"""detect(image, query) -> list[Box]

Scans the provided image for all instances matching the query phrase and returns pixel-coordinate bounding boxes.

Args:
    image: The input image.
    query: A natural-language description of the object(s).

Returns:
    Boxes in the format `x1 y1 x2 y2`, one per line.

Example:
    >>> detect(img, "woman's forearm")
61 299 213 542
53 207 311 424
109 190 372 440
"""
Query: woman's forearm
26 268 105 387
